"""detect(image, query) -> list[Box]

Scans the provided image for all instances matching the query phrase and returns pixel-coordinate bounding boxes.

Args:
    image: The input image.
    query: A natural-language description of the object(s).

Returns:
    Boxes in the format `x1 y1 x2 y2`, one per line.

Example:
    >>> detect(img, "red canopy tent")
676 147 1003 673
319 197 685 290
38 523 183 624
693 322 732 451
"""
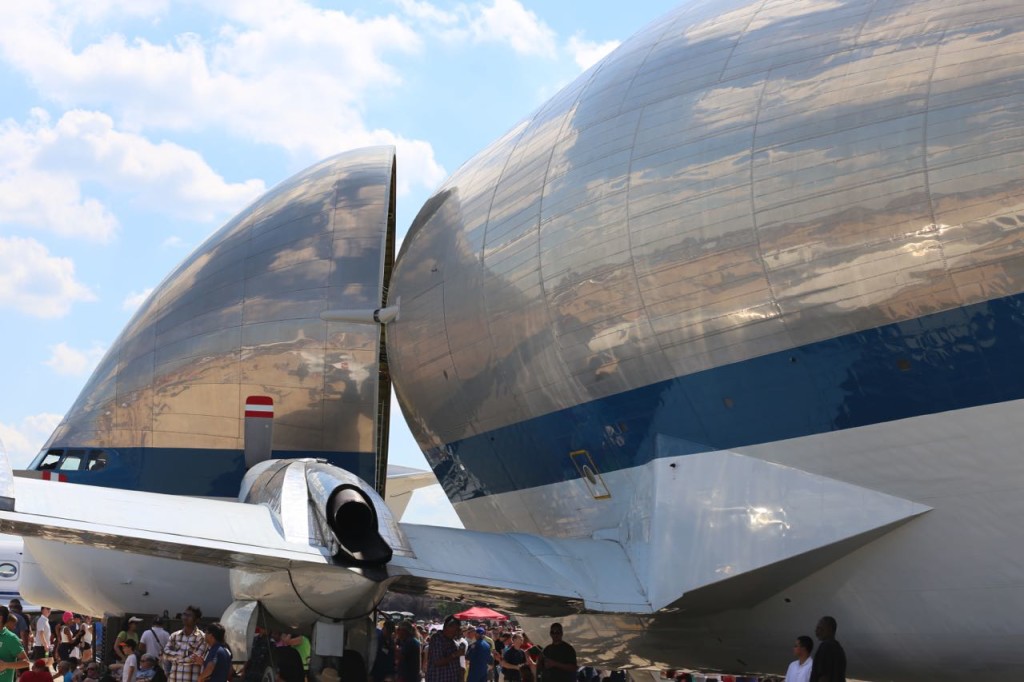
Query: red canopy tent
453 606 508 621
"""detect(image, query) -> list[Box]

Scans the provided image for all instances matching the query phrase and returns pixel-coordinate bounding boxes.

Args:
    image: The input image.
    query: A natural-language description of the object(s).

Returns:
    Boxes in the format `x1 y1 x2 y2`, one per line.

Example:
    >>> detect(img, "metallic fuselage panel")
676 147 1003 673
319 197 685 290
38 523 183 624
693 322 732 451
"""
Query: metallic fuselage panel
388 0 1024 520
39 147 396 494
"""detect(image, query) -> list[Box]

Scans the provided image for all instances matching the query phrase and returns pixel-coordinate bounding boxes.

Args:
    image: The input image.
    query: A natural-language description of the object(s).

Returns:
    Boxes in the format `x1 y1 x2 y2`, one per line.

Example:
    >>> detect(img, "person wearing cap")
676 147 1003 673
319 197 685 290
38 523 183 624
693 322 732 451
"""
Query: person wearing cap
115 619 143 663
140 620 169 661
425 617 464 682
19 657 53 682
465 629 491 682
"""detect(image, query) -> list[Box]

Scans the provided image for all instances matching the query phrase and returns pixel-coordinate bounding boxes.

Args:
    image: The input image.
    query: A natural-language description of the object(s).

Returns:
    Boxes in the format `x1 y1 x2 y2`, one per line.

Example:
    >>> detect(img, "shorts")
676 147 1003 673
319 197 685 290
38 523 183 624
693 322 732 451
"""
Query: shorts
30 646 48 660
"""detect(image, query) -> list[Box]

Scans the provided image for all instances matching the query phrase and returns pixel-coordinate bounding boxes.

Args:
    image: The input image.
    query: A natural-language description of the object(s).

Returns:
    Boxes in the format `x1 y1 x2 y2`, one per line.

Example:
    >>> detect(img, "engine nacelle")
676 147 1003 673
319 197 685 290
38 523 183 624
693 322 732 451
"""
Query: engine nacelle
240 459 402 566
306 463 393 565
234 459 410 626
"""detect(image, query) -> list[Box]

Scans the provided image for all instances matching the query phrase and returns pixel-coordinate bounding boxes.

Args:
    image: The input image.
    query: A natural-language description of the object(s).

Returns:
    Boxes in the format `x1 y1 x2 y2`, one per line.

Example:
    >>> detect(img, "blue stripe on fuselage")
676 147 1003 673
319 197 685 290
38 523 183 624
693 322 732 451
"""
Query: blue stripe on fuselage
38 448 374 497
428 293 1024 501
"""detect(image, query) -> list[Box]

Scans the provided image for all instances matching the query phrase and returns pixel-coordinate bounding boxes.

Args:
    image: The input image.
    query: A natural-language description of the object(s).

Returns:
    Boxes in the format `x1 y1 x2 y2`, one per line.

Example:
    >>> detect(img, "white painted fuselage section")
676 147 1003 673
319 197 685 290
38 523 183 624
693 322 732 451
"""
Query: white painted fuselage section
20 540 231 617
455 399 1024 680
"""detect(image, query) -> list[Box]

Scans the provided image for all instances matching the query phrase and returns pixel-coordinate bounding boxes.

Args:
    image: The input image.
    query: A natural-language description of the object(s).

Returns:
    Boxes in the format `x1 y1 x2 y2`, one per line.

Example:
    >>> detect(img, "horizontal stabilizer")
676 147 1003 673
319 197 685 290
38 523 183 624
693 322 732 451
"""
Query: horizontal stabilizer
390 524 650 615
383 465 439 519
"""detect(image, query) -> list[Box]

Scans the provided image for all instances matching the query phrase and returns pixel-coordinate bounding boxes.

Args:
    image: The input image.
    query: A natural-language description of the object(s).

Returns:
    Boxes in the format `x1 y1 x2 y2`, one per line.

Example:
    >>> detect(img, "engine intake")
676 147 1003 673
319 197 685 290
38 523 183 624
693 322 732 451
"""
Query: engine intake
241 460 398 566
324 484 392 565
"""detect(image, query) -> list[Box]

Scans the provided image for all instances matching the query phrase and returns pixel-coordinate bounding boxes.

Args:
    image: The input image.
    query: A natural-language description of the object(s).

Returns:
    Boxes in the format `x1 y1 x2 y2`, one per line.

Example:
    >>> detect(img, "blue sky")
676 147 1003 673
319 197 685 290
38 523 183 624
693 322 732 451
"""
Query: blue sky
0 0 678 525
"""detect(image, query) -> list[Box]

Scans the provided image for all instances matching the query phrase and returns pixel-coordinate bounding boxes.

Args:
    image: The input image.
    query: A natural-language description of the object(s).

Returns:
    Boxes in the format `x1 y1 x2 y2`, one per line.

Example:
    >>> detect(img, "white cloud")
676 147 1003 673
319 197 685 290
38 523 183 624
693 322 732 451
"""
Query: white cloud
0 237 96 318
566 34 620 71
44 341 107 377
122 287 154 311
466 0 556 57
397 0 460 26
55 0 169 24
404 0 557 58
0 413 62 469
0 110 119 241
36 109 266 222
0 109 266 241
161 236 186 249
0 2 447 195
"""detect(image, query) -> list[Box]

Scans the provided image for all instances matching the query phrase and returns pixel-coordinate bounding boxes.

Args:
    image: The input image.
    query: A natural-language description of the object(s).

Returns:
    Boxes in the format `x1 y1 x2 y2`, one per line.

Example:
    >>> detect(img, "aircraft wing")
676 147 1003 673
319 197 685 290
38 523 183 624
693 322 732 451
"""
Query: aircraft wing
0 475 331 571
0 458 650 616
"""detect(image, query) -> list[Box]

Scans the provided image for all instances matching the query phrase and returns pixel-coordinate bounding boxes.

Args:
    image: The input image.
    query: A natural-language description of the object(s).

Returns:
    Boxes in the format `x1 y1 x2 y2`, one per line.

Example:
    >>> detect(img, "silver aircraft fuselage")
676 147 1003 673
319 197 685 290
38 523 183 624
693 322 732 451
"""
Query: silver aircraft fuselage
386 0 1024 679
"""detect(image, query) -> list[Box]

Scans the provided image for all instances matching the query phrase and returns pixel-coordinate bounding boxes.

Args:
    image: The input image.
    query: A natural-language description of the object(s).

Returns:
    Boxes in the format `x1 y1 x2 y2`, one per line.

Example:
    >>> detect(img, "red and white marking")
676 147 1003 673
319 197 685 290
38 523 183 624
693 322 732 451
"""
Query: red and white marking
245 395 274 419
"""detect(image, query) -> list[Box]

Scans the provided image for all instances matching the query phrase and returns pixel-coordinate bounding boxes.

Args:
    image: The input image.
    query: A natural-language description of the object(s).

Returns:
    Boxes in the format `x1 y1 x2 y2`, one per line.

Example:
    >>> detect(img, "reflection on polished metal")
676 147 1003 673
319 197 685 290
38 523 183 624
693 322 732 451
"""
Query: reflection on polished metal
390 0 1024 508
36 147 397 494
386 0 1024 679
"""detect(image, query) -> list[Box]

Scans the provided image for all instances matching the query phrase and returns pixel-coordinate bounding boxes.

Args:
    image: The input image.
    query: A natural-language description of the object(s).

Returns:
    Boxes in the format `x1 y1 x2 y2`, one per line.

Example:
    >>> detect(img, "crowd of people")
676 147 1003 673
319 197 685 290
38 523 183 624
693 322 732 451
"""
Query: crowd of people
0 603 234 682
368 616 580 682
0 601 847 682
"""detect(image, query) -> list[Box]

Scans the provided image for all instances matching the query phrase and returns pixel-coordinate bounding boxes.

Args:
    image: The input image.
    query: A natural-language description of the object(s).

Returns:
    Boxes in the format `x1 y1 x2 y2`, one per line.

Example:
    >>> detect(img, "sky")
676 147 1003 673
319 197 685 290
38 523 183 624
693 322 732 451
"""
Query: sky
0 0 680 526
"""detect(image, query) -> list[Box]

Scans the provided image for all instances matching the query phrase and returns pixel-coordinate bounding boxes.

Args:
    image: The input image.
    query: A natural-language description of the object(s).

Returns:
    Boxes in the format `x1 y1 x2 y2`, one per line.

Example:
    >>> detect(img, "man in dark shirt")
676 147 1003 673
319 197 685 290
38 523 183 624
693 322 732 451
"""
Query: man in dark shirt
500 634 526 682
7 602 29 651
194 622 231 682
395 621 421 682
809 616 846 682
426 617 464 682
536 624 575 682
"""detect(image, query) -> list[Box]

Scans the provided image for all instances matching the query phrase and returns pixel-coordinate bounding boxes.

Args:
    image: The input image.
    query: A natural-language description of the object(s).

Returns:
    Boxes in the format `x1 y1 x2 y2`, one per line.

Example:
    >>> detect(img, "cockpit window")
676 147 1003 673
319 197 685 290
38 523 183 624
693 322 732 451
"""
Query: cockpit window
60 449 86 471
35 448 109 472
88 450 108 471
37 450 62 470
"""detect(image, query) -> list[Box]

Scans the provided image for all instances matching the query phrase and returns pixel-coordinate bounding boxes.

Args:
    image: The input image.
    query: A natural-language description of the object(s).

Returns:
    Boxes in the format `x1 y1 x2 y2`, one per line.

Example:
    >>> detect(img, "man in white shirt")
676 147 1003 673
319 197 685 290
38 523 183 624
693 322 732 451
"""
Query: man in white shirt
31 608 50 661
784 635 813 682
140 618 169 659
457 626 471 680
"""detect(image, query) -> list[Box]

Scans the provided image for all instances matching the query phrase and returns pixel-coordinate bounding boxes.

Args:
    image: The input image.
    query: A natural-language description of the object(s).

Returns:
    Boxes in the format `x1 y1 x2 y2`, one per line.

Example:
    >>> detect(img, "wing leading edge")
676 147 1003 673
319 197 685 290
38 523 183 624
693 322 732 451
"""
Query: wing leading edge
0 470 649 617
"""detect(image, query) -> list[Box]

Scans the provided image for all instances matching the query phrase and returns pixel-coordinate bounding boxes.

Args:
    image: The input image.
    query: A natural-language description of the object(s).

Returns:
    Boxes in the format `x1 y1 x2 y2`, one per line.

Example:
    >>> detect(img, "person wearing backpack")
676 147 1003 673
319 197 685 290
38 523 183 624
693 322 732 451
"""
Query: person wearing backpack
140 620 169 660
